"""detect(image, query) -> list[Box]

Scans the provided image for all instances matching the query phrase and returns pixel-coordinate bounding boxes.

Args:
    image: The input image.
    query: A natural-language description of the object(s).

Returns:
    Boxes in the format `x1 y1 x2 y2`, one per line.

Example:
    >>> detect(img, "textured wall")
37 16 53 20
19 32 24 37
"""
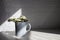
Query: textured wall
0 0 60 29
22 0 60 29
0 0 21 25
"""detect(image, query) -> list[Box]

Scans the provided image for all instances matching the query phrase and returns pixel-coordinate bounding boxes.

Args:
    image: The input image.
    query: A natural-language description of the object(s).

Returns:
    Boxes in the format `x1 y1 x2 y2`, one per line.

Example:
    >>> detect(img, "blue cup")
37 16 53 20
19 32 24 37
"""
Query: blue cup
15 22 31 38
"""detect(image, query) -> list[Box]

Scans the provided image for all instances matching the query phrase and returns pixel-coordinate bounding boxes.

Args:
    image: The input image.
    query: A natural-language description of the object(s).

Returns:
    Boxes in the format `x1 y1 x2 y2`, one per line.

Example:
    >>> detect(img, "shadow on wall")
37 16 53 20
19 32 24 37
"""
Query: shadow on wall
40 0 60 29
33 0 60 34
0 0 22 25
22 0 60 29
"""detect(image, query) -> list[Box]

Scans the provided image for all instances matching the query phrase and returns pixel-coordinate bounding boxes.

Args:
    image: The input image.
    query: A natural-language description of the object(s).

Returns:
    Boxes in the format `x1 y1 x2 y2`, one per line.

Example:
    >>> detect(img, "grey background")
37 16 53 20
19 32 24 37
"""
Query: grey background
0 0 60 29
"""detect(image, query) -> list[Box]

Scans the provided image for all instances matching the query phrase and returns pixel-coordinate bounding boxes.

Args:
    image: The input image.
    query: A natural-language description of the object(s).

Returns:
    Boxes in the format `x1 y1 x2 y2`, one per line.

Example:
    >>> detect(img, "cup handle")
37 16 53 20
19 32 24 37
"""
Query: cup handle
26 23 31 32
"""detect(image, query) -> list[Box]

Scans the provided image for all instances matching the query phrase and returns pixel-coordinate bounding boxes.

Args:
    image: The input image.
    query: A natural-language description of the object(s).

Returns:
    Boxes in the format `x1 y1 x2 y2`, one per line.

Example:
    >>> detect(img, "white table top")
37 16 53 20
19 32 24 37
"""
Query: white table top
0 31 60 40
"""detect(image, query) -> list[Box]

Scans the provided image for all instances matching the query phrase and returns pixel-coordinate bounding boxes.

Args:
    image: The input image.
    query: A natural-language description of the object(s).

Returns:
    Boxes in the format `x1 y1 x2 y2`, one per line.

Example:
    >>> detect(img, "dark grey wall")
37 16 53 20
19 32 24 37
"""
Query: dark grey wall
0 0 22 25
0 0 60 29
22 0 60 29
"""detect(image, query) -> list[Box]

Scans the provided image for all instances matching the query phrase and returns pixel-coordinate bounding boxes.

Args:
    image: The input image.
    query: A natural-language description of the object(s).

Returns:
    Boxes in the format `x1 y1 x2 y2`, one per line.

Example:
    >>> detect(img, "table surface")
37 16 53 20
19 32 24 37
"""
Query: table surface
0 31 60 40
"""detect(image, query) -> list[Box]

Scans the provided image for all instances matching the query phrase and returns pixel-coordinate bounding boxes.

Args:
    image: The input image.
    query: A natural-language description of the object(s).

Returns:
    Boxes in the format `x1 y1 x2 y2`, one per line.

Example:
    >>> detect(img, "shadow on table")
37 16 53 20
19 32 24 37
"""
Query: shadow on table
0 31 31 40
32 28 60 34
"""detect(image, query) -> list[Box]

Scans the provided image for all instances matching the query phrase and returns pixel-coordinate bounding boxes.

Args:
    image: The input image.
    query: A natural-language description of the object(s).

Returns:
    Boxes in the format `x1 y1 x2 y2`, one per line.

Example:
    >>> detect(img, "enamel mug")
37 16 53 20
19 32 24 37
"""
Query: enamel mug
15 22 31 38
